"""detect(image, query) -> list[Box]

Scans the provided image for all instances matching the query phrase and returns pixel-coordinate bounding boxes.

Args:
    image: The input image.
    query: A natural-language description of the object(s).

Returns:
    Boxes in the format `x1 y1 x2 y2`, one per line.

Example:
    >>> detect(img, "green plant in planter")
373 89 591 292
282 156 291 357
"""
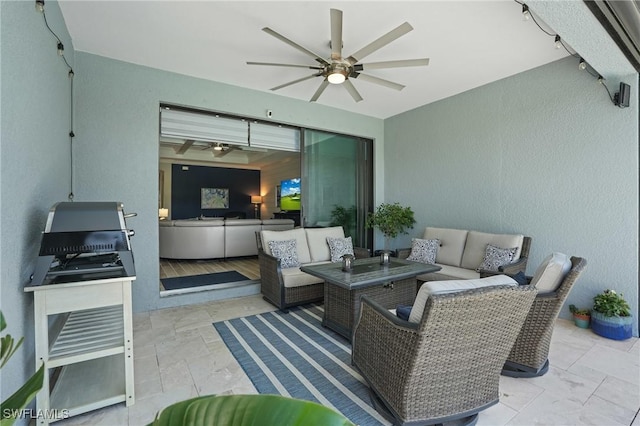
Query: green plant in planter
568 304 590 329
365 203 416 251
593 289 631 317
568 304 590 316
1 311 45 426
591 289 633 340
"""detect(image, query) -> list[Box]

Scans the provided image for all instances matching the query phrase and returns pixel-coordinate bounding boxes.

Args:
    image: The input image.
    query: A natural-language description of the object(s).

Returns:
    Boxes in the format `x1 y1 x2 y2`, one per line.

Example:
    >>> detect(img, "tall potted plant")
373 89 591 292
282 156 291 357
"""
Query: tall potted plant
365 203 416 252
591 289 633 340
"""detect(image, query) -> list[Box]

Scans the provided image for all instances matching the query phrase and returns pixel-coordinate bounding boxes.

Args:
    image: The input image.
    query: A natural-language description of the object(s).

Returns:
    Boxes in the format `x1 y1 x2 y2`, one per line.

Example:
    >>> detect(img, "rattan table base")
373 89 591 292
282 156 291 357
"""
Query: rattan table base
323 277 416 340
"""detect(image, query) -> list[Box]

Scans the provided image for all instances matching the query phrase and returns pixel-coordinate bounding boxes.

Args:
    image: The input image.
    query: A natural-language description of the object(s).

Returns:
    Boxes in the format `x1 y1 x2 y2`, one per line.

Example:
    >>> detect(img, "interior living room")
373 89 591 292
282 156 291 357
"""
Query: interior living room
1 1 638 425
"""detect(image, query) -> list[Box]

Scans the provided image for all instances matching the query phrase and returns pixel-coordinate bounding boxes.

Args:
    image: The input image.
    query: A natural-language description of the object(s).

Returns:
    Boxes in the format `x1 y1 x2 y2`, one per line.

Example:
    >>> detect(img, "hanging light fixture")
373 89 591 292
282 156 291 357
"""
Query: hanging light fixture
554 35 562 49
35 0 44 12
522 4 531 21
578 58 587 70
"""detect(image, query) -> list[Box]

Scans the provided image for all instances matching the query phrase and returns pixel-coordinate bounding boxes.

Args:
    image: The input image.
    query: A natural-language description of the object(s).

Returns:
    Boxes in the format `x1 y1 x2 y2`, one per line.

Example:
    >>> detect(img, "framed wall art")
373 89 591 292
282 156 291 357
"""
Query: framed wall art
201 188 229 209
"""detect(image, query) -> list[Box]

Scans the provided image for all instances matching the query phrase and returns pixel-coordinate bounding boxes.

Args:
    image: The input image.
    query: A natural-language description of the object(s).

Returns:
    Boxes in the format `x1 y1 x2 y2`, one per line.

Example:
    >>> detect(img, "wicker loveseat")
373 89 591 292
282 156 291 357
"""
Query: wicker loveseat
352 284 537 425
256 226 369 310
397 227 531 282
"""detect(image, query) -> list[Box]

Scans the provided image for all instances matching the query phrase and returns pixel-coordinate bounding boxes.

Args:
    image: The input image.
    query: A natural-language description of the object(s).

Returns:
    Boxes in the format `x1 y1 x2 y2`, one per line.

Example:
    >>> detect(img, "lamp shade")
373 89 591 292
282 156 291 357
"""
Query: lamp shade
159 208 169 219
251 196 262 204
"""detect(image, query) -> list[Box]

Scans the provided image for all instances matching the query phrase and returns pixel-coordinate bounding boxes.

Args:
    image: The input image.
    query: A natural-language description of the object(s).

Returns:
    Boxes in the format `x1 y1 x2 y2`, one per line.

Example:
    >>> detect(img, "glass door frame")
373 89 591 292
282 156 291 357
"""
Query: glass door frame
300 128 374 252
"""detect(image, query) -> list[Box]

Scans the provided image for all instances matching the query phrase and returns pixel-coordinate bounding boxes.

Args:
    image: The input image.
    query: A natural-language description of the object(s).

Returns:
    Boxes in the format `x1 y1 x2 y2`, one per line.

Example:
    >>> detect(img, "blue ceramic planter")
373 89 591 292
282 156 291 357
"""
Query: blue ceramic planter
591 311 633 340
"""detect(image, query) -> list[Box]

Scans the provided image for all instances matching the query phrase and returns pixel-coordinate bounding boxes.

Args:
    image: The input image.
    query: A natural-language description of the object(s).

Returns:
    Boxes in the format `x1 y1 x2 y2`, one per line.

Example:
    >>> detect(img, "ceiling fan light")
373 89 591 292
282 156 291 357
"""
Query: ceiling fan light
328 71 346 84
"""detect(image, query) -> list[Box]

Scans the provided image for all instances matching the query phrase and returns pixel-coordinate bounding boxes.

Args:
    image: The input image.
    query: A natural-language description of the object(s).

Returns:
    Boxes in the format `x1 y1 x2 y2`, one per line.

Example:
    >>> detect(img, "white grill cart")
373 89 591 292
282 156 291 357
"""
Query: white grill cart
24 276 135 424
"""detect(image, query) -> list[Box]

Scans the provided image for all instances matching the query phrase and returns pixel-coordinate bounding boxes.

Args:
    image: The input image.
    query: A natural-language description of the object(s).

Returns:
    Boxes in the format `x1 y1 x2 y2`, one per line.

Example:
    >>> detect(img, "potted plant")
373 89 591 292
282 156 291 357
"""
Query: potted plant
568 304 591 329
591 289 633 340
365 202 416 253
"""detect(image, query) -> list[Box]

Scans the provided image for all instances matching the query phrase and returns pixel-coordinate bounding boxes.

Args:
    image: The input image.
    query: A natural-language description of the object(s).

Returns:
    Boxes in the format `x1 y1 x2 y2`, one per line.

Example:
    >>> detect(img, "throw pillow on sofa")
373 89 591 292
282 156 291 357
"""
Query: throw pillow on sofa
268 239 300 268
326 236 354 262
407 238 440 264
476 244 518 272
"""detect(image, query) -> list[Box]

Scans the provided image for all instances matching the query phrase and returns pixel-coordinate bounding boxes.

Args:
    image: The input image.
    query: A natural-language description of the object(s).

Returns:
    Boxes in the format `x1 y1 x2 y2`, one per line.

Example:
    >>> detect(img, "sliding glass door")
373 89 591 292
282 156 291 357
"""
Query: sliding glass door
302 129 373 249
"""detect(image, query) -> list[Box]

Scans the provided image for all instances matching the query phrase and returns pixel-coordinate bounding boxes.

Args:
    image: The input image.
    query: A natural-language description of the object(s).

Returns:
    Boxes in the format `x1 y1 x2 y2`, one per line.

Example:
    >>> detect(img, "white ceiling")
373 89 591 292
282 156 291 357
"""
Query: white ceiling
58 0 573 119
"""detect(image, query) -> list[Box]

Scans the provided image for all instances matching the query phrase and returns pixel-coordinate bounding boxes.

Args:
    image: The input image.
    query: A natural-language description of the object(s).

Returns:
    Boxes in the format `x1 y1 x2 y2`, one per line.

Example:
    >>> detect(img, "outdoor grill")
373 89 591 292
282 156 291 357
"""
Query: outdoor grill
30 201 136 286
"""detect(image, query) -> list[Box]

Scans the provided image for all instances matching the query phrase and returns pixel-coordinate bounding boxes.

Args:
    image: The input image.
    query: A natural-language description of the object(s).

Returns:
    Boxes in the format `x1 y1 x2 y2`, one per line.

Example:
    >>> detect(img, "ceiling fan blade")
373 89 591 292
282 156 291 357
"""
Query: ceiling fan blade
343 80 363 102
346 22 413 64
247 61 323 70
353 73 405 91
271 73 321 91
310 80 330 102
262 27 329 66
330 9 343 60
213 148 234 158
356 58 429 70
175 140 194 155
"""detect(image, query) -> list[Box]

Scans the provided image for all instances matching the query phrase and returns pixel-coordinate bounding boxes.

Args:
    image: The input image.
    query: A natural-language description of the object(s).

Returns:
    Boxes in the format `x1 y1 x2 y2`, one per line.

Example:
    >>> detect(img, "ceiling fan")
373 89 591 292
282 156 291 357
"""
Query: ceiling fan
247 8 429 102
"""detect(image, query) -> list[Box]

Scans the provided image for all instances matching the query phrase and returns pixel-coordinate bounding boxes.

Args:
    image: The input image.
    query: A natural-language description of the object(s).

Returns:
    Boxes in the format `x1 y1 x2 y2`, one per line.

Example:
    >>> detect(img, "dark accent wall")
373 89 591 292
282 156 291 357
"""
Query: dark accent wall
171 164 260 219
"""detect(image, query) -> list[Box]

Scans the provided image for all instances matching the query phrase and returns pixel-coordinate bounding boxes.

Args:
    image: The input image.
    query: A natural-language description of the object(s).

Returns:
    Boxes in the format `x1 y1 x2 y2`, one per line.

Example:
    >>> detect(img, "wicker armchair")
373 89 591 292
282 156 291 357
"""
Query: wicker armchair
352 285 537 426
500 256 587 377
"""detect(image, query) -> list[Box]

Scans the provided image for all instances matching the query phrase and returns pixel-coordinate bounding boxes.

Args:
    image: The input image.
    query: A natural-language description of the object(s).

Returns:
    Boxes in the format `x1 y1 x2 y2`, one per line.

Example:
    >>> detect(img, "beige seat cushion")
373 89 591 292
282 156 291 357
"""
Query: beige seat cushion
304 226 345 262
281 261 329 288
530 252 572 293
423 227 468 267
460 231 524 270
408 275 518 323
416 264 480 282
260 228 311 264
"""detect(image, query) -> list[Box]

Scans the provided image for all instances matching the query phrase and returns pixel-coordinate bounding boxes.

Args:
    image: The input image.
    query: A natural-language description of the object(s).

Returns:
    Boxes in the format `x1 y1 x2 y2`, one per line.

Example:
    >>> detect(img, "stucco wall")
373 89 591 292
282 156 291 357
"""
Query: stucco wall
384 57 639 334
73 52 384 313
1 0 74 415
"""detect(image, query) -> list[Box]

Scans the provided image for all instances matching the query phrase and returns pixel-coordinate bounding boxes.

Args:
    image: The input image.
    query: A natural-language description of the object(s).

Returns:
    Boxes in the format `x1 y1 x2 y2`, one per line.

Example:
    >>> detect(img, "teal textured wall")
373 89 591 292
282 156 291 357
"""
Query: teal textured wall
1 0 74 414
384 57 638 333
73 52 384 313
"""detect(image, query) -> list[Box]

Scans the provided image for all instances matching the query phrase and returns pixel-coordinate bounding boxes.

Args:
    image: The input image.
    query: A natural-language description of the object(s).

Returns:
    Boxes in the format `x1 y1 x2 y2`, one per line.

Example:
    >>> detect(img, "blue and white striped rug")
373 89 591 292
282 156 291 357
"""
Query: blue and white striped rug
213 304 389 425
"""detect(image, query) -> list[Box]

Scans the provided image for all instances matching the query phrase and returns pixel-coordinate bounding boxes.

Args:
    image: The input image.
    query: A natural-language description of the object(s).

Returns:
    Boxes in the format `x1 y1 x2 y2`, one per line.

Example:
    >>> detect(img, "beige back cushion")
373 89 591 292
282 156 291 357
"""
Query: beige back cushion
260 228 311 264
423 227 469 267
305 226 345 262
408 275 518 323
460 231 524 270
530 252 572 293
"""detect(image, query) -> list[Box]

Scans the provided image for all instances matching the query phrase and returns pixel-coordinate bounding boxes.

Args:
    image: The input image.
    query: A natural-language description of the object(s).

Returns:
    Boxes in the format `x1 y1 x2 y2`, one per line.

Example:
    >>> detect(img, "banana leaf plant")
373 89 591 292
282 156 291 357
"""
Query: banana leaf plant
148 394 355 426
1 311 45 426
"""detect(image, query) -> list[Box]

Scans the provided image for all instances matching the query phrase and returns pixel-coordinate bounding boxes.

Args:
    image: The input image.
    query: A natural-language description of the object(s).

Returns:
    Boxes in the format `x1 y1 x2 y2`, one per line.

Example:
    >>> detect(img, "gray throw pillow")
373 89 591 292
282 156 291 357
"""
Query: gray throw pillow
268 239 299 268
327 236 354 262
406 238 440 264
476 244 518 272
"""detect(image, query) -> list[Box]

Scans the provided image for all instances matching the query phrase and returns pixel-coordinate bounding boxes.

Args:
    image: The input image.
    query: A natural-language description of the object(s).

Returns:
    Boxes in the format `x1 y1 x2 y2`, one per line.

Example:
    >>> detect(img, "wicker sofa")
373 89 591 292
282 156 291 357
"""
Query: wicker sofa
159 218 294 259
397 227 531 282
256 226 369 310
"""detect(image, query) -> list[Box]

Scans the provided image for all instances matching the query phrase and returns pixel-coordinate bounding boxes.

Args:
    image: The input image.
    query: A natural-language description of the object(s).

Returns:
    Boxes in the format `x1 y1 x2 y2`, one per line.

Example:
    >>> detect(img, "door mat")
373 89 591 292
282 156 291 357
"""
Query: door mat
161 271 251 290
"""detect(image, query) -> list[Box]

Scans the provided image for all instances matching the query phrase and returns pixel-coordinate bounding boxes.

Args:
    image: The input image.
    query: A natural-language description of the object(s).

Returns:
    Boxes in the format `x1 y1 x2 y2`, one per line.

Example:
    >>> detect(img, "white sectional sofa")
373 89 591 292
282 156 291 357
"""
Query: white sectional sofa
159 218 294 260
256 226 369 310
397 227 531 282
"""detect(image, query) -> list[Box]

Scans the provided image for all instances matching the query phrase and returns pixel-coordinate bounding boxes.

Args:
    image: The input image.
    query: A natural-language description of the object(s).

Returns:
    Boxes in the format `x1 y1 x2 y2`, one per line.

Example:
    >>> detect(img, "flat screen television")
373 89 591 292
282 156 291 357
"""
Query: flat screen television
280 177 301 211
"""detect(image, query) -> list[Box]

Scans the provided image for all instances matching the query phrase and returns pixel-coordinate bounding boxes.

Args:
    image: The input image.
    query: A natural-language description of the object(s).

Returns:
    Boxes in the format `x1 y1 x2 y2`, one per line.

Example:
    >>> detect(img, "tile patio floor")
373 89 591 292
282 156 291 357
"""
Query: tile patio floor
55 294 640 426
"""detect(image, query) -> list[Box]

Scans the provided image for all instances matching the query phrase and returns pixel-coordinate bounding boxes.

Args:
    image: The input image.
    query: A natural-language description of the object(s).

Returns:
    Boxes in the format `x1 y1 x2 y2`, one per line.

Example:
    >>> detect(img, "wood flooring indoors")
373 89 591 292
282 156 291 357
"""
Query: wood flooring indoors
159 256 260 291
